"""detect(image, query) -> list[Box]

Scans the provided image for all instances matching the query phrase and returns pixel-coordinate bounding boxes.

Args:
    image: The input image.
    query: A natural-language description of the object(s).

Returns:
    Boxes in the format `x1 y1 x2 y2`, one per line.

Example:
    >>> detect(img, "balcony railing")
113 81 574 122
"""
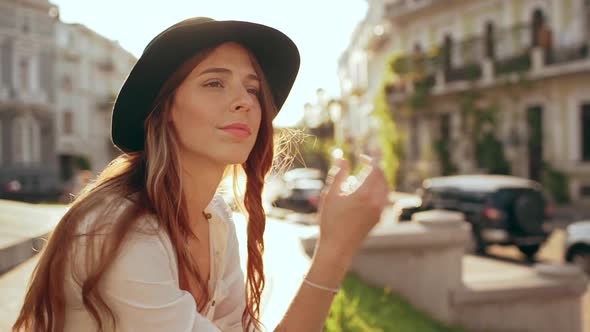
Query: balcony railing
390 52 440 78
384 21 590 102
445 63 482 82
494 53 531 75
546 42 589 66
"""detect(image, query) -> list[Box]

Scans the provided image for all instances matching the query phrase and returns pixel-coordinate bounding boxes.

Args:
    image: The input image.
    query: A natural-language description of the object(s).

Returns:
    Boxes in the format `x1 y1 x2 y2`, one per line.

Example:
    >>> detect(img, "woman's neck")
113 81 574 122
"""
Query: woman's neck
179 154 225 224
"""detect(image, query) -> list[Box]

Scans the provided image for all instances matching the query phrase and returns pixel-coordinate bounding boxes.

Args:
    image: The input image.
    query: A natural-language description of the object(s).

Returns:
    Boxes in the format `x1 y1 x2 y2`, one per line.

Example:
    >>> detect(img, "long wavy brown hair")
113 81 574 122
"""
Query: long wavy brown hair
13 45 276 332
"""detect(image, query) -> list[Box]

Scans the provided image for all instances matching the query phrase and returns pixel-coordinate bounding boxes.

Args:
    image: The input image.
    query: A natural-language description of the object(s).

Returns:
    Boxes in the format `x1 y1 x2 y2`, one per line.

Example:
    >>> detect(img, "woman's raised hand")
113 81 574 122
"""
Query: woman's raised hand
316 156 390 260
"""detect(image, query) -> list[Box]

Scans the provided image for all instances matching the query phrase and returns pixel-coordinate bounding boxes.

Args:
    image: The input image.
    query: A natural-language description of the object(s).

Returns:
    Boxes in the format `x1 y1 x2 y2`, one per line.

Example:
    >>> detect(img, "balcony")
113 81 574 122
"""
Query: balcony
384 22 590 104
445 64 482 82
385 51 439 103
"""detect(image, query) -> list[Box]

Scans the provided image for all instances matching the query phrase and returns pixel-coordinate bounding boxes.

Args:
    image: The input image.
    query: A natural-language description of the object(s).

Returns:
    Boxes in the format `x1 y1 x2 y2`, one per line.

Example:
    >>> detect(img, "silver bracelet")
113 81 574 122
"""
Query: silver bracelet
302 277 340 294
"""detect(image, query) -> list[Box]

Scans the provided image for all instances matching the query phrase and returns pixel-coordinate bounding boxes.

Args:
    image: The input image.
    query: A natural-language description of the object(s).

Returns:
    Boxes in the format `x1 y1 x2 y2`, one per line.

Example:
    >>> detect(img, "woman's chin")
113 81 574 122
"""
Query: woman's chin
217 154 250 166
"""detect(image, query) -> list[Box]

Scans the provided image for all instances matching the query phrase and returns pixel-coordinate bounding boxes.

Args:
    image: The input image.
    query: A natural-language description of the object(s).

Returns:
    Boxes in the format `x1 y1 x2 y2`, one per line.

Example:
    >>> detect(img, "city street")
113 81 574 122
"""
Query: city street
0 204 588 332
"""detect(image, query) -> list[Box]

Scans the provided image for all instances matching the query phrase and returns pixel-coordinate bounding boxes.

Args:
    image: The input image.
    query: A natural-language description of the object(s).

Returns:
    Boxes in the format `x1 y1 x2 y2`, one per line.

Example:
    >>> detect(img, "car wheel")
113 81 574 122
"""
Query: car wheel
568 246 590 275
518 244 540 261
514 193 545 234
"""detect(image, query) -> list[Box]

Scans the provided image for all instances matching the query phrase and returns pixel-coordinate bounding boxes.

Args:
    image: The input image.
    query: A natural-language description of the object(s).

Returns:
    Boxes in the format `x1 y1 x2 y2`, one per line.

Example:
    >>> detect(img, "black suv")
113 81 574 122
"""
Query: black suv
398 175 553 260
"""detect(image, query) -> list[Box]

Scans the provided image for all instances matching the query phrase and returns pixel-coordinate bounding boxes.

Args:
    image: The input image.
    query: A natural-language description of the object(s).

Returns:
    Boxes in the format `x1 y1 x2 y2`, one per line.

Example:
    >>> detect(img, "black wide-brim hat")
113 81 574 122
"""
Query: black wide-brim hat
111 17 300 153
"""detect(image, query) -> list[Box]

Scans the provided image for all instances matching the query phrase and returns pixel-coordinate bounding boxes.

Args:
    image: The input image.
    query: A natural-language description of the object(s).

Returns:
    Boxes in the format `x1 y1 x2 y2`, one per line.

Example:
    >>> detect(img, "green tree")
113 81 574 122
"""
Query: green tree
372 54 403 189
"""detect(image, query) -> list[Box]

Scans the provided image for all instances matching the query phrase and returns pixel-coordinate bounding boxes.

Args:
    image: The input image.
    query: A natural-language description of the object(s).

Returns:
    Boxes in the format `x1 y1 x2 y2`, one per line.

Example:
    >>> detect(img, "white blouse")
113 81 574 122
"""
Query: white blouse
63 194 247 332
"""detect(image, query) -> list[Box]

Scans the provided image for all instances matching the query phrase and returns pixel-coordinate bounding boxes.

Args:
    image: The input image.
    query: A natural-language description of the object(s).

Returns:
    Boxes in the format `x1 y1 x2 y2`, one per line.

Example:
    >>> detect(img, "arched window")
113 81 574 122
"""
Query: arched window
12 114 41 165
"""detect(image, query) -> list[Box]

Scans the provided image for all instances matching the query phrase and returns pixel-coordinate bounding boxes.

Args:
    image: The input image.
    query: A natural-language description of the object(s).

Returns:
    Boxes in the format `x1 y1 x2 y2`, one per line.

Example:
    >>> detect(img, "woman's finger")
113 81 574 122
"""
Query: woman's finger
323 158 350 199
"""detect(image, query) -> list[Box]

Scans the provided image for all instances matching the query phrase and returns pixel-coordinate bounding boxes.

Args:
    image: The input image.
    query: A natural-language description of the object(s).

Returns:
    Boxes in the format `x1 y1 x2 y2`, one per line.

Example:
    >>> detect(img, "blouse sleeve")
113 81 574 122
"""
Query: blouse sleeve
101 231 221 332
211 197 247 332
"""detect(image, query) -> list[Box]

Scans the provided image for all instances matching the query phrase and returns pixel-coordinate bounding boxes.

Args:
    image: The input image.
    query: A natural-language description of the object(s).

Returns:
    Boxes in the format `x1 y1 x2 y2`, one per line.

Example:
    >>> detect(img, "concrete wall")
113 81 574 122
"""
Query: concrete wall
351 211 470 322
302 209 588 331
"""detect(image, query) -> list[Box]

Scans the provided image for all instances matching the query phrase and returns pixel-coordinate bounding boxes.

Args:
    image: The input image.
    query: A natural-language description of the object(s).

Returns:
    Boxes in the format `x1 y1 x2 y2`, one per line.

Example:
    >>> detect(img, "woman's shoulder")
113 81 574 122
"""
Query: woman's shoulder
75 192 161 237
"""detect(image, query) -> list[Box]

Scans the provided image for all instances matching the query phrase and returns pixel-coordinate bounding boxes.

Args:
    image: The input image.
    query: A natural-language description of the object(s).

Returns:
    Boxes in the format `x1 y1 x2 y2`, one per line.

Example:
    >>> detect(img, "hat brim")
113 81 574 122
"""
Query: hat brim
112 19 300 153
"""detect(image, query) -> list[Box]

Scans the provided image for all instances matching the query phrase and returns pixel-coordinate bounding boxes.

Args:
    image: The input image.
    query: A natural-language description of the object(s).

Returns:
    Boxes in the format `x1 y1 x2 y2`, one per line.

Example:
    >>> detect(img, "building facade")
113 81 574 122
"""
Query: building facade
0 0 59 201
0 0 136 202
340 0 590 203
55 22 135 182
338 0 392 158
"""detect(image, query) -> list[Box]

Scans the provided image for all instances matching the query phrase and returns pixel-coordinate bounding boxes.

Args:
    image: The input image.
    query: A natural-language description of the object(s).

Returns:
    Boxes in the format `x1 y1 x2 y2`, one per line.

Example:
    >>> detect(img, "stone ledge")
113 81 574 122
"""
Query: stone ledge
301 221 471 254
364 222 471 250
453 264 588 306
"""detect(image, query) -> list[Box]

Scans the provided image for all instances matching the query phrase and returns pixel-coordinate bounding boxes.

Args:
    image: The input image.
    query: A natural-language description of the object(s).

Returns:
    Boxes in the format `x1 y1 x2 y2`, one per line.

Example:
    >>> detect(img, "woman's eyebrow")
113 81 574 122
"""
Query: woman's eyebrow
197 67 260 82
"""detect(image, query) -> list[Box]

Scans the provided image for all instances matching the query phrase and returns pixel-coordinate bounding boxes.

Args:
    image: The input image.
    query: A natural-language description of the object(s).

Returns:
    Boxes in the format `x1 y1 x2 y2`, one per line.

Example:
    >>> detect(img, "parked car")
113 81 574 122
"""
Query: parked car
271 168 324 214
564 221 590 275
396 175 554 259
273 178 323 214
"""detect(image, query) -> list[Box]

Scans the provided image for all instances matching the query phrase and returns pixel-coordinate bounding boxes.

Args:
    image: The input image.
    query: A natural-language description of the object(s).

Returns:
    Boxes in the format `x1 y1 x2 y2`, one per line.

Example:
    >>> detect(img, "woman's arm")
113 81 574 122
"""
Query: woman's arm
275 157 390 332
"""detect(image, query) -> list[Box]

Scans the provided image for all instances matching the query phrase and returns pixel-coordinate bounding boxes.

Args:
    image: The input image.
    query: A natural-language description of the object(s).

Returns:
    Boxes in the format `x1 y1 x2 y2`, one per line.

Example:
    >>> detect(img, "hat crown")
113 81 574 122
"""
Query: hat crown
169 17 215 29
144 17 215 52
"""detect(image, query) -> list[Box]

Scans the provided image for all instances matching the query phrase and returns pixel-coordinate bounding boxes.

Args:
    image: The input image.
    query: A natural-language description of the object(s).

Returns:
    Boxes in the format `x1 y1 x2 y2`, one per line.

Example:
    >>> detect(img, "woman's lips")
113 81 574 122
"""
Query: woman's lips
221 128 251 138
220 123 252 138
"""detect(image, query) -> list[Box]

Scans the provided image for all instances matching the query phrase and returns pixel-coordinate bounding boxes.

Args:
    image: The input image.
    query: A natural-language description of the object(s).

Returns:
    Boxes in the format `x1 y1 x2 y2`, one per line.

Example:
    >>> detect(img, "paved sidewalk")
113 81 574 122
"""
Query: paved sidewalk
0 201 66 249
232 213 317 331
0 255 39 331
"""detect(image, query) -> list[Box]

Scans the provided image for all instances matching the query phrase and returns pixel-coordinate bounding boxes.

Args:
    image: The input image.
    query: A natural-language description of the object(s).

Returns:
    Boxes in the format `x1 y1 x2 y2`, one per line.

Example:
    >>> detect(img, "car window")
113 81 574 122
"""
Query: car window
490 188 545 208
457 191 487 204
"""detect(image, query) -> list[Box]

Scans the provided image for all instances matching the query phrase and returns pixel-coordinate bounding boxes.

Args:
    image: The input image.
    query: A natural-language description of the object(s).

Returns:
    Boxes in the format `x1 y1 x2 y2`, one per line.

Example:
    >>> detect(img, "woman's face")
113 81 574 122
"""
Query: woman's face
170 42 262 167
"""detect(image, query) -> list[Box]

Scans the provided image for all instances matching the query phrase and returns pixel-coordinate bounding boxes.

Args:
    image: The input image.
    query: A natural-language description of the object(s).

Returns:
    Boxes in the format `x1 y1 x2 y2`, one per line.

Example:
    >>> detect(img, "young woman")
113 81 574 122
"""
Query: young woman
13 17 390 332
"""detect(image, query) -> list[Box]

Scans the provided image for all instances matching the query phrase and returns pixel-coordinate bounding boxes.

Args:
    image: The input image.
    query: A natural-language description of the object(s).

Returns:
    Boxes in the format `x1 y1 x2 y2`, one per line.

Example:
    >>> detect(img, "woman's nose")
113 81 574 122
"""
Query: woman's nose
230 88 253 112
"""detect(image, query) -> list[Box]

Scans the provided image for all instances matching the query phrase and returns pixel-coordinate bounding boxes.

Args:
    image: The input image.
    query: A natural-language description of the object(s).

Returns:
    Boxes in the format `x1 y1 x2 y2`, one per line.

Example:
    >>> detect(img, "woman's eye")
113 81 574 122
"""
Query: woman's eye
247 88 260 96
205 81 223 88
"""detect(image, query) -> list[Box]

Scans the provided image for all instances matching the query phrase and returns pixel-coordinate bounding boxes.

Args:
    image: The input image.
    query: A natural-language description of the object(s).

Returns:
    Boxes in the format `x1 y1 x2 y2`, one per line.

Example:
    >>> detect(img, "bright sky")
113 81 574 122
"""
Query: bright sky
50 0 368 127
